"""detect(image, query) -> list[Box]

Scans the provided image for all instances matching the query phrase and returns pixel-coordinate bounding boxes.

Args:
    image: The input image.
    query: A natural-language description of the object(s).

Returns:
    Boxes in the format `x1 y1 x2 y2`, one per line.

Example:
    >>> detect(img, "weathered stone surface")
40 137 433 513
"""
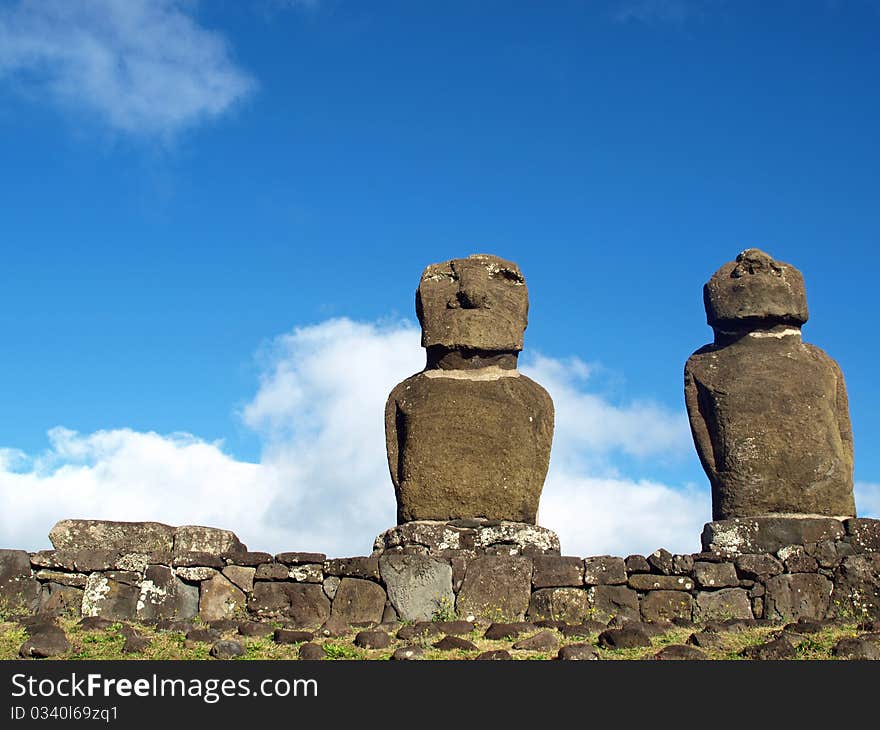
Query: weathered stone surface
324 557 380 581
693 561 739 589
587 585 640 623
38 583 83 616
456 556 532 621
654 644 706 660
115 552 168 573
778 545 819 574
318 615 350 638
274 629 314 644
222 566 256 594
354 630 390 649
512 630 558 652
82 571 140 620
322 577 340 601
532 556 583 588
173 525 245 557
397 622 441 641
19 628 70 658
527 588 590 624
255 563 288 581
558 644 600 660
172 552 224 569
688 630 725 650
433 635 478 651
583 556 627 586
249 582 331 627
598 626 651 650
734 554 784 581
298 642 325 660
79 616 114 631
702 517 846 555
833 637 880 660
831 554 880 620
36 569 87 588
386 374 553 523
560 621 605 638
275 552 326 565
174 567 218 582
672 554 695 575
806 539 853 568
379 554 454 622
628 574 694 591
227 552 273 567
289 564 323 583
122 635 151 654
764 573 832 621
844 518 880 553
483 622 534 640
210 640 245 659
50 520 176 553
694 588 753 622
198 573 245 622
375 520 559 556
740 636 797 660
647 549 675 575
686 249 854 520
238 621 273 637
640 591 694 622
331 578 386 624
0 549 39 612
435 620 474 635
391 645 425 660
625 555 651 574
475 649 512 660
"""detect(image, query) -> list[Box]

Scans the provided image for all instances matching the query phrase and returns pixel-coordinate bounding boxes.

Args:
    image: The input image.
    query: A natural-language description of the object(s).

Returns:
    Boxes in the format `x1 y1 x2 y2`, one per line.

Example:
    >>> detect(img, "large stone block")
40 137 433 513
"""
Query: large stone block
586 585 639 623
137 565 199 621
763 573 833 621
0 549 39 612
701 517 846 555
379 554 454 622
583 556 627 586
198 573 245 622
330 578 387 624
82 571 141 620
38 583 83 617
531 556 583 588
527 588 590 623
173 525 246 557
640 591 694 622
694 588 753 622
692 562 738 589
830 554 880 621
375 520 560 557
844 518 880 553
49 520 175 553
456 556 532 621
248 582 330 627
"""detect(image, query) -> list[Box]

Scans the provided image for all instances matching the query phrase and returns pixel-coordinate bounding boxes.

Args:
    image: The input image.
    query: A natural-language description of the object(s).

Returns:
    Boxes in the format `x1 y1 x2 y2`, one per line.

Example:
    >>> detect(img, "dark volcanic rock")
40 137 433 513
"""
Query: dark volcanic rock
647 549 675 575
324 557 380 581
764 574 833 622
456 555 532 621
685 249 855 520
654 644 706 660
249 582 331 627
122 635 151 654
78 616 114 631
330 578 386 625
844 518 880 554
740 636 798 660
735 554 784 581
512 630 559 652
639 591 694 623
557 644 599 660
688 630 725 650
210 640 245 659
694 588 754 622
391 645 425 660
527 587 590 624
274 629 315 645
433 635 478 652
0 549 40 612
475 650 512 660
186 628 220 643
238 621 274 638
598 627 651 650
532 556 584 588
397 622 441 641
831 554 880 620
19 628 70 659
587 585 640 623
692 561 739 589
624 555 651 574
560 621 605 639
833 638 880 660
354 630 391 649
484 622 534 640
583 556 627 585
298 643 325 660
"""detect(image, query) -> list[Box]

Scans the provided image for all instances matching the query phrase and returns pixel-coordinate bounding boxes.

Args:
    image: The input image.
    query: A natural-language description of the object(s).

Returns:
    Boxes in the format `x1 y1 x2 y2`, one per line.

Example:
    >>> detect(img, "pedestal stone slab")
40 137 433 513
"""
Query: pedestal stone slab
50 520 175 554
456 556 532 621
374 520 559 557
379 554 454 622
701 517 846 555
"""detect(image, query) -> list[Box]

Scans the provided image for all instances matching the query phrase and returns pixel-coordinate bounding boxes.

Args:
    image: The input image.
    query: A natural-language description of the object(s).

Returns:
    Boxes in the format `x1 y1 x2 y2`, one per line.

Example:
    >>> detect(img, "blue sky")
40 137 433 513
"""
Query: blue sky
0 0 878 556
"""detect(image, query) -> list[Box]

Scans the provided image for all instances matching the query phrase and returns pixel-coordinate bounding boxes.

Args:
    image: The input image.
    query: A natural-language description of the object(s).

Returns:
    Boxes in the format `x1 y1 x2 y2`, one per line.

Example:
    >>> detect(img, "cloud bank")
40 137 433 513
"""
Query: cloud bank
0 0 255 136
2 317 719 557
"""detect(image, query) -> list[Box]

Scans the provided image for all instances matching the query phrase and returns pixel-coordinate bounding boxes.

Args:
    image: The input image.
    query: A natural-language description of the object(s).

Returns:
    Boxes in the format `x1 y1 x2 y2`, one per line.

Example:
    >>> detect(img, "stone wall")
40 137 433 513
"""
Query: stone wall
3 517 880 628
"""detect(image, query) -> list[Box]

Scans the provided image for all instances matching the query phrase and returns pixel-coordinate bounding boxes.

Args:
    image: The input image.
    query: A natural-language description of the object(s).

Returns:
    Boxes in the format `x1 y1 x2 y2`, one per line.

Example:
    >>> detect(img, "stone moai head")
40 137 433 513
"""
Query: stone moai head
703 248 808 333
416 254 529 353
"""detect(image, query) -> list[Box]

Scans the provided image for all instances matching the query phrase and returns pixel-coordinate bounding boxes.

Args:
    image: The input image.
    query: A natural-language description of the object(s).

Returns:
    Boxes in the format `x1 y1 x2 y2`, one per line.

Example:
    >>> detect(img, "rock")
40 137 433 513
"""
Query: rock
686 249 855 520
647 549 675 575
625 555 651 574
456 555 532 621
694 588 753 622
833 638 880 660
654 644 707 660
173 552 225 569
238 621 273 637
560 622 605 638
331 578 386 624
531 556 583 588
275 552 327 565
227 552 274 567
512 630 558 652
155 619 194 634
557 644 600 660
587 585 640 623
475 650 512 660
784 618 827 634
298 643 325 660
628 575 694 591
374 520 560 557
778 545 819 574
49 520 175 553
82 571 141 620
173 525 245 557
631 621 673 637
354 630 390 649
186 628 220 643
207 618 238 632
379 554 454 621
324 557 380 581
222 566 256 594
692 562 739 589
433 635 478 651
688 630 725 650
435 620 474 635
740 636 798 660
318 615 351 638
527 587 590 624
583 556 627 586
806 540 853 569
289 564 323 583
248 582 331 627
138 565 200 621
198 573 246 622
386 255 552 524
322 577 341 601
19 628 70 658
175 567 218 582
79 616 114 631
0 549 40 612
38 583 83 616
831 554 880 620
484 622 534 640
639 591 694 622
274 629 315 644
734 554 784 581
122 635 151 654
702 517 846 556
844 518 880 553
210 640 245 659
397 622 441 641
255 563 289 581
391 645 425 660
764 574 833 621
671 617 698 629
672 554 695 575
598 627 651 650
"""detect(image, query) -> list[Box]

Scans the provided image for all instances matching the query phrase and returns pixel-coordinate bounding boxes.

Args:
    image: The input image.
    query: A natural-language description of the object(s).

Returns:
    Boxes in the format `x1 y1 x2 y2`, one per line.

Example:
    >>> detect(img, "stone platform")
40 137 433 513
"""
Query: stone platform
373 519 561 557
701 516 879 555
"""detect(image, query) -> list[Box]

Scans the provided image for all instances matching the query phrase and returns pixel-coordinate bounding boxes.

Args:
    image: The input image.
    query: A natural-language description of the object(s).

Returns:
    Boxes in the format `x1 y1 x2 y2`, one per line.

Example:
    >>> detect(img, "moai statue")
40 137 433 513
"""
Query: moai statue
685 249 856 541
384 254 554 526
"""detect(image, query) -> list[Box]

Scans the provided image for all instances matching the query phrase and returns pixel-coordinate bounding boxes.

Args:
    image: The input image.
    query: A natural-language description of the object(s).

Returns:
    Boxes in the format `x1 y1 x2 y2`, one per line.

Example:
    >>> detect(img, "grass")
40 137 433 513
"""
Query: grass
0 615 866 661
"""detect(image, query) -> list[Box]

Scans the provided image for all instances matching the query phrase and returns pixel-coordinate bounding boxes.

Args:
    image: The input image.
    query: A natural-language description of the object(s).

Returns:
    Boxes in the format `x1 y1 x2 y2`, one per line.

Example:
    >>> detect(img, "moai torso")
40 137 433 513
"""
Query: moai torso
385 254 554 524
684 249 855 520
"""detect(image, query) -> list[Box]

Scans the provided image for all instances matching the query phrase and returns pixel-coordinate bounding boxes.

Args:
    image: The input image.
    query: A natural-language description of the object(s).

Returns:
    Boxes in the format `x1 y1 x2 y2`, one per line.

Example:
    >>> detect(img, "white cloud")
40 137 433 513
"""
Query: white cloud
0 317 712 557
0 0 255 136
856 482 880 518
